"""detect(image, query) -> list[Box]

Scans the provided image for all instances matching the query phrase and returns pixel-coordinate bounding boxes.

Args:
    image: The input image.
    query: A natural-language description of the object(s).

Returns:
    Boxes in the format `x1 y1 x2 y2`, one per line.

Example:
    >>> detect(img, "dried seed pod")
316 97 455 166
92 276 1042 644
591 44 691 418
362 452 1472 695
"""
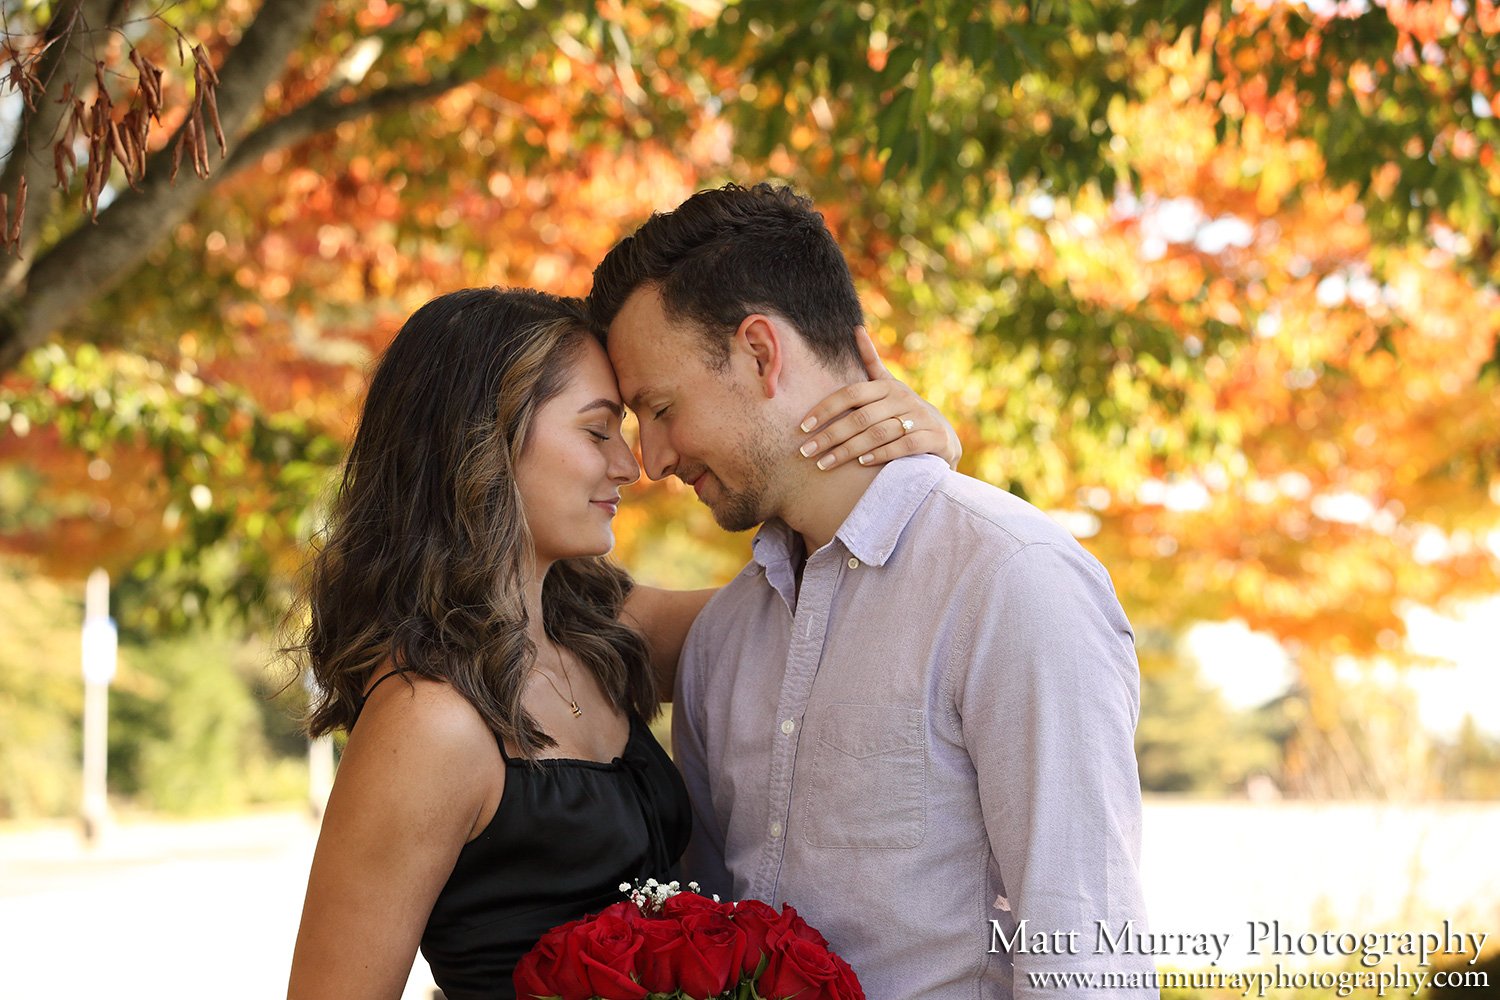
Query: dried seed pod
127 108 149 175
69 98 87 143
90 93 111 140
108 119 131 175
129 47 164 114
85 155 100 220
170 125 186 183
193 44 220 86
191 101 208 176
20 61 42 111
116 119 141 186
9 177 25 244
205 86 225 158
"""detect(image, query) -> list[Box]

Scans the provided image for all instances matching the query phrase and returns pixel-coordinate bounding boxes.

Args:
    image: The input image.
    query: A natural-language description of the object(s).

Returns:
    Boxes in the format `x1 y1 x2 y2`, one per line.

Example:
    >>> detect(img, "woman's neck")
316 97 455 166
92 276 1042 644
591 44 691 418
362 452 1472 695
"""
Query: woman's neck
522 563 551 649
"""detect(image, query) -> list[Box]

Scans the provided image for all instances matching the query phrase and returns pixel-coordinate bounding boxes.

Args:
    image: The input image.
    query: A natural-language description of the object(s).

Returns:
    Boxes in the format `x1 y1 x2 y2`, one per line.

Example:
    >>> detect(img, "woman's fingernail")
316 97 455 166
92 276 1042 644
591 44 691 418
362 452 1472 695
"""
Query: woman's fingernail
800 441 818 457
801 417 817 432
858 454 873 465
817 454 835 470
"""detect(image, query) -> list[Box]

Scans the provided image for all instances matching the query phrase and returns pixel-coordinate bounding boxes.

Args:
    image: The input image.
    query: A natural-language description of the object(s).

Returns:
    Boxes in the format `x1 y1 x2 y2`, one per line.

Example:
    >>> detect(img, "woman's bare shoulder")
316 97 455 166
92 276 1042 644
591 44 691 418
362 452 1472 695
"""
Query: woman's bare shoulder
341 674 501 792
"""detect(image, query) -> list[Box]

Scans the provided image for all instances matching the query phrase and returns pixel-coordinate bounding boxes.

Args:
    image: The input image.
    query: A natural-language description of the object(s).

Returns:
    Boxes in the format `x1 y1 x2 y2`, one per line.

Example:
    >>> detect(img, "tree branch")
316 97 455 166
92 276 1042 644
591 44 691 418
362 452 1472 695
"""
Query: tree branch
220 73 477 179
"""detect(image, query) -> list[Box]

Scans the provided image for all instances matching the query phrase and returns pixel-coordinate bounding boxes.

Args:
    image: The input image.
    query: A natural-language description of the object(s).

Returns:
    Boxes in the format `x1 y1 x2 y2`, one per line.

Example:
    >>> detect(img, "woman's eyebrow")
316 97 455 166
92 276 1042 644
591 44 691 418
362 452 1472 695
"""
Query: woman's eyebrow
576 398 623 418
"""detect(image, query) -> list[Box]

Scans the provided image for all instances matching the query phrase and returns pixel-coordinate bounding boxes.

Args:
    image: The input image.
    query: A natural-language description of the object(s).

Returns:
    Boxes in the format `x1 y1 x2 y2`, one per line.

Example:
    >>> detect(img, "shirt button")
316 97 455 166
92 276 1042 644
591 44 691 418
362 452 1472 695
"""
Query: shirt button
770 822 783 839
780 719 795 735
847 557 860 569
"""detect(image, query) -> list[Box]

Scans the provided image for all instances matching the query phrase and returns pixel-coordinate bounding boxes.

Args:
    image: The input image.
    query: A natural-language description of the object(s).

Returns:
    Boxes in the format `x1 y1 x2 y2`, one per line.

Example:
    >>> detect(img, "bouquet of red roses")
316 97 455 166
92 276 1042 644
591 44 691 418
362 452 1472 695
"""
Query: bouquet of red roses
514 880 863 1000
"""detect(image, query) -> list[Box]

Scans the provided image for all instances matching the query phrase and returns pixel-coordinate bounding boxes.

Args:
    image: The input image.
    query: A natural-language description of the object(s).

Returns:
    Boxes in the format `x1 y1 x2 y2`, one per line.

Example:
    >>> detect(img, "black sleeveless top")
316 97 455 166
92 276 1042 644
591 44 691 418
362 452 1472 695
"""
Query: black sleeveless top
354 672 691 1000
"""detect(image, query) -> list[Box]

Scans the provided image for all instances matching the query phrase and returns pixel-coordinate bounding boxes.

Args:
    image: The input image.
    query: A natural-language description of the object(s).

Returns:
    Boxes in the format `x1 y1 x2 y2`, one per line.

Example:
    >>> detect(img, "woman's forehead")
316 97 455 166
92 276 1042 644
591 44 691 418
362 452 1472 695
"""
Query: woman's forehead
564 336 623 404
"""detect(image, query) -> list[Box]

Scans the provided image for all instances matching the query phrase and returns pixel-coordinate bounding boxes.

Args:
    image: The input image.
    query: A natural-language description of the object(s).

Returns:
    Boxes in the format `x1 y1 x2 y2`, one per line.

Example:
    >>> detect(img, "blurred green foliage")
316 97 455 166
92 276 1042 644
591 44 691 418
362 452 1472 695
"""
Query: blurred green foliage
0 562 307 817
0 566 83 818
111 624 307 813
1136 662 1287 796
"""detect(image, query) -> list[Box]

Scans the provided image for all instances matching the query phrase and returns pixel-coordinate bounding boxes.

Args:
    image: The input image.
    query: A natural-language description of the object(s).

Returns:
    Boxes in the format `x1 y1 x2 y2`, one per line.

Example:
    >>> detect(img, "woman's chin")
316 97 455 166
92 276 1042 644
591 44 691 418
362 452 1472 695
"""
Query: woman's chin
572 531 615 560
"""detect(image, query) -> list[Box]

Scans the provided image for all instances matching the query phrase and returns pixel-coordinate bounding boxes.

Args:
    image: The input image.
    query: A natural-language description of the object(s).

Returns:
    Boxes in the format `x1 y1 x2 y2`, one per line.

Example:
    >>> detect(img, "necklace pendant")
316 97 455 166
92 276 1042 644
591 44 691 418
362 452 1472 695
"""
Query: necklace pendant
570 701 583 718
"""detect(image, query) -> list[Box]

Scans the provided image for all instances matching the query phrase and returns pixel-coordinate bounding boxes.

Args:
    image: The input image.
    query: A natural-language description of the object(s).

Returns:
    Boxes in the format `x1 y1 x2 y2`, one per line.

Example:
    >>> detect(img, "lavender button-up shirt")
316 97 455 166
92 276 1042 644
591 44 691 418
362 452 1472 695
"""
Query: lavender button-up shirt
673 455 1156 999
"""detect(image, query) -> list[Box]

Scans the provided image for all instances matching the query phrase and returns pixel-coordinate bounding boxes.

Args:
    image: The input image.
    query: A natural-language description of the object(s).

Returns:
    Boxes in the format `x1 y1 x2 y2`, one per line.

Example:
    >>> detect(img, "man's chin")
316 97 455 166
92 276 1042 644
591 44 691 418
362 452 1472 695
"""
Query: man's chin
703 493 765 533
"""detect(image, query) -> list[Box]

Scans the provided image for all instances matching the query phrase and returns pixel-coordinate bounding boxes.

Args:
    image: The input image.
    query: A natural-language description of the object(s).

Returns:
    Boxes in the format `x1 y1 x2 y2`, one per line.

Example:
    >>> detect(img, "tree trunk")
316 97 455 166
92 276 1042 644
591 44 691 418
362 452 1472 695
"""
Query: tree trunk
0 0 326 373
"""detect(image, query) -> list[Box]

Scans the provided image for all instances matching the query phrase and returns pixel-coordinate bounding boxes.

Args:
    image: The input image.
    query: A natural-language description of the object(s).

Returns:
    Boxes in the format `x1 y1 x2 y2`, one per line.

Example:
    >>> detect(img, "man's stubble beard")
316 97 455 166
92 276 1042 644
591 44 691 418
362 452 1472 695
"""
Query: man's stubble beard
704 407 785 533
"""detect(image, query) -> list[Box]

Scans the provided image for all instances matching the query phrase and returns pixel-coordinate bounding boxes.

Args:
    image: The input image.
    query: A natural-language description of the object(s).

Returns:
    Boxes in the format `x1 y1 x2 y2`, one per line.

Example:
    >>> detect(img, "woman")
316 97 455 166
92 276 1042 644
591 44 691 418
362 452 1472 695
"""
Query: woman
285 287 958 999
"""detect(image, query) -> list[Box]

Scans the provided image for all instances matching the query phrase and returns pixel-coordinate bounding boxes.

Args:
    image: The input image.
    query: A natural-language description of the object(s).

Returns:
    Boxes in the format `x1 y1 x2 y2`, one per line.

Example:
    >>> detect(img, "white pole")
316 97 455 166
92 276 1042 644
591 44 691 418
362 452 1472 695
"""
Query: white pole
304 671 335 820
308 733 335 821
81 568 117 844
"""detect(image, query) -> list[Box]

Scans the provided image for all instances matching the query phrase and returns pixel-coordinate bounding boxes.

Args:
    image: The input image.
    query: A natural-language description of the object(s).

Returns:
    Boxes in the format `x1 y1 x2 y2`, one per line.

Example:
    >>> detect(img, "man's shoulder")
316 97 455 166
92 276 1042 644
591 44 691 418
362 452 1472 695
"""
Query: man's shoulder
915 468 1084 560
680 560 770 645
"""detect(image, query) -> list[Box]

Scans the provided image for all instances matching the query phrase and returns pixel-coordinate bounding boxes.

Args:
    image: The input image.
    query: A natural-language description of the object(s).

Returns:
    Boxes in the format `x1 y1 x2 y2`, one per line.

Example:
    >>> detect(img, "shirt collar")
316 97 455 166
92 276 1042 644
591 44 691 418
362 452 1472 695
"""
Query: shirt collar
750 454 948 571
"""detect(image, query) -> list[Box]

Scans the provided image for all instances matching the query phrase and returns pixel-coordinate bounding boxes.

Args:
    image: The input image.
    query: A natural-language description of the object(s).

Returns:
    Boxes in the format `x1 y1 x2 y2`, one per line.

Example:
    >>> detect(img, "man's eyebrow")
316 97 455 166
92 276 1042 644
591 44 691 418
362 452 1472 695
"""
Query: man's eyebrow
577 398 623 418
621 387 655 414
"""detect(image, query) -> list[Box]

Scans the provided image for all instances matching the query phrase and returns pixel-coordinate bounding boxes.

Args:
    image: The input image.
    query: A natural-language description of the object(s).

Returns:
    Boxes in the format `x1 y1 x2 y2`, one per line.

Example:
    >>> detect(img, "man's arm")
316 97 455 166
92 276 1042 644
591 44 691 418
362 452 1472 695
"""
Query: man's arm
671 618 734 901
956 541 1156 998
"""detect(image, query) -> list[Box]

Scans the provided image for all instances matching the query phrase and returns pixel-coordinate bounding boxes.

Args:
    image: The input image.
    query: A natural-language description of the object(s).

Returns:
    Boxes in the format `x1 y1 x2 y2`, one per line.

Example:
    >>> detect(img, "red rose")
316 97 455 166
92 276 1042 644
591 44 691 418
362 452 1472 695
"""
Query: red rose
729 899 781 977
758 936 864 1000
659 890 728 919
633 915 687 994
573 914 651 1000
513 935 560 1000
776 904 830 950
516 913 650 1000
675 910 748 999
515 924 591 1000
827 952 864 1000
596 900 648 924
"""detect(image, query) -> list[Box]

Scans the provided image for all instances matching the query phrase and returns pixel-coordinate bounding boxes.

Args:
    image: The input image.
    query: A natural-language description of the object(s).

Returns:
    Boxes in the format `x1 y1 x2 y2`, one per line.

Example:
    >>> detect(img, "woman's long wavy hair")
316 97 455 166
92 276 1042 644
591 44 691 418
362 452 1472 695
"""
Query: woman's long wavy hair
285 287 657 758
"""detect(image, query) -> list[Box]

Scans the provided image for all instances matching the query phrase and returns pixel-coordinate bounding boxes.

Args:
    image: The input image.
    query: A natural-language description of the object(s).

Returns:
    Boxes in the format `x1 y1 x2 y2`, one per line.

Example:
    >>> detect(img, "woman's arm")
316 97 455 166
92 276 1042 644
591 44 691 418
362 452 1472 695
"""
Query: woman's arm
288 677 501 1000
796 326 963 471
624 585 719 702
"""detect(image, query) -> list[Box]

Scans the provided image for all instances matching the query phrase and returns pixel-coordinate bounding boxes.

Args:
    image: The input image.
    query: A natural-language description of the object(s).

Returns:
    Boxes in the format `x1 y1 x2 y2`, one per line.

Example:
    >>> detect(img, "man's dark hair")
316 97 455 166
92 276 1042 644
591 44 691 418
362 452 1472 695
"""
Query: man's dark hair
588 183 865 372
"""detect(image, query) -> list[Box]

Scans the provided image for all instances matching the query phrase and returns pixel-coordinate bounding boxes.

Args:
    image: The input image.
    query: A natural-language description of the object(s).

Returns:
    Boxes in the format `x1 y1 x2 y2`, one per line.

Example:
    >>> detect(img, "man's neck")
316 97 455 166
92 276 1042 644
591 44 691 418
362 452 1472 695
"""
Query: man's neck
778 460 882 556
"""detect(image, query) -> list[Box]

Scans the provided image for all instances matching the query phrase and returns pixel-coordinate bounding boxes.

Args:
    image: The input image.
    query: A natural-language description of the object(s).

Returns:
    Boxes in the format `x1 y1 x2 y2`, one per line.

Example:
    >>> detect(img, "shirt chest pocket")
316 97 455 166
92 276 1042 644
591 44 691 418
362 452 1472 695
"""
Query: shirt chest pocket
802 703 926 849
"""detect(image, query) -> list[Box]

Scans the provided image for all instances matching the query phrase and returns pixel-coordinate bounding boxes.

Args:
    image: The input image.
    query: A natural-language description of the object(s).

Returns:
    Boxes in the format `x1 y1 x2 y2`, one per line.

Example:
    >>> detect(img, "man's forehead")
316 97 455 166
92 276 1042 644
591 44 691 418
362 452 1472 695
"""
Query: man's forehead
603 330 653 410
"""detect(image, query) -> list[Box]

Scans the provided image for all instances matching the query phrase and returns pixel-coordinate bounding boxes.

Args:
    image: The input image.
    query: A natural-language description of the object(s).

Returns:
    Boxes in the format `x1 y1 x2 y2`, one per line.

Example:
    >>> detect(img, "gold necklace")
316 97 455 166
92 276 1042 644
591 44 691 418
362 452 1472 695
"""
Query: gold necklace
535 645 583 718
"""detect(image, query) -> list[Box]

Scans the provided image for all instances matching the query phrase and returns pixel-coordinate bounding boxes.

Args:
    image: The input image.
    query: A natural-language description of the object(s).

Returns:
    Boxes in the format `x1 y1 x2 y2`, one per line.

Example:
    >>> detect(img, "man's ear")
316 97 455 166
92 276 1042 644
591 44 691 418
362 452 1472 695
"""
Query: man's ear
734 313 784 398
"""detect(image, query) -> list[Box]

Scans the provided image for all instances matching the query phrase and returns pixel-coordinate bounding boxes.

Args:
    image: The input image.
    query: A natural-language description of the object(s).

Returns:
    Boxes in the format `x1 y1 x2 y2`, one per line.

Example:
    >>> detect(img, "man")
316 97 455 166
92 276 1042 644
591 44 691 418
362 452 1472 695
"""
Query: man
589 184 1156 999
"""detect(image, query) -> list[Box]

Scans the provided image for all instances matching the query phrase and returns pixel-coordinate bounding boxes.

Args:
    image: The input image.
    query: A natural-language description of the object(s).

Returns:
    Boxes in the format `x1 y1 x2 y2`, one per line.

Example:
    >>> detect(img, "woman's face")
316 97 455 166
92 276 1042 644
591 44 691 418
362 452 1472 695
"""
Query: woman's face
514 336 641 565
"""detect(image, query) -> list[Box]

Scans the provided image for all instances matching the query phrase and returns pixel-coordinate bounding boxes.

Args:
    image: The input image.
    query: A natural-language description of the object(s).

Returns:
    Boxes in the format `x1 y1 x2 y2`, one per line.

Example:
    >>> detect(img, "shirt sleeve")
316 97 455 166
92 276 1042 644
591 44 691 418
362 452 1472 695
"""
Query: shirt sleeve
671 620 734 902
955 541 1157 997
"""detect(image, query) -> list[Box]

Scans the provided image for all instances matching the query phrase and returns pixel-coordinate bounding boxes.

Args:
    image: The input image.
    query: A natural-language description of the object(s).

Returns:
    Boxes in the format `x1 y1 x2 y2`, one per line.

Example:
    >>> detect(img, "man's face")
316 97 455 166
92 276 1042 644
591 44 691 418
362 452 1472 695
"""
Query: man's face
606 285 783 532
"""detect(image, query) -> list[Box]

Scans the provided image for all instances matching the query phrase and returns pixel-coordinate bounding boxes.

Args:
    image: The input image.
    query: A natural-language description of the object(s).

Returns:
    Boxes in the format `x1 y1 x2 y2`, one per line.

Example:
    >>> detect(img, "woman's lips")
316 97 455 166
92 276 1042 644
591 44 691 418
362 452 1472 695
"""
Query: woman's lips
591 499 618 516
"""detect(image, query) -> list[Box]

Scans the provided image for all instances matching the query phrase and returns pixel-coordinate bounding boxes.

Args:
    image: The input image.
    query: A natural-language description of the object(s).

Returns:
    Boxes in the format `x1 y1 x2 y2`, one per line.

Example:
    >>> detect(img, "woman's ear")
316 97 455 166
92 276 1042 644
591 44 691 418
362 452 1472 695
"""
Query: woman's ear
735 313 784 398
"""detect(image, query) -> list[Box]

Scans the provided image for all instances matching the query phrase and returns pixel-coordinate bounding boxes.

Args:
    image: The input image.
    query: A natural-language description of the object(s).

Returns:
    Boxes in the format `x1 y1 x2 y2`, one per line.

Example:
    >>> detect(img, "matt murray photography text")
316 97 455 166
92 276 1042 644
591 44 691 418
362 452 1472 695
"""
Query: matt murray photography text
989 919 1491 968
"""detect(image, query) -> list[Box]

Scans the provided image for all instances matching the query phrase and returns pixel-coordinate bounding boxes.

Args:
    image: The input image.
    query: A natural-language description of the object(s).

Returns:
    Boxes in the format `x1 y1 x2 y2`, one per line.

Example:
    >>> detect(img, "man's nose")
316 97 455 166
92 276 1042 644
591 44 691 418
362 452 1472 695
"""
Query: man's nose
637 423 677 482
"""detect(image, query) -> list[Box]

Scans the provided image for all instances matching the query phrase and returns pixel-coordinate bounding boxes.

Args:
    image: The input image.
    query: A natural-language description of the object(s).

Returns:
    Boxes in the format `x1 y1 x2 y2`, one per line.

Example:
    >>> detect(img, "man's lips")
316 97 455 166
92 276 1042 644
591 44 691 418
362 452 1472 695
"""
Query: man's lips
685 471 708 497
